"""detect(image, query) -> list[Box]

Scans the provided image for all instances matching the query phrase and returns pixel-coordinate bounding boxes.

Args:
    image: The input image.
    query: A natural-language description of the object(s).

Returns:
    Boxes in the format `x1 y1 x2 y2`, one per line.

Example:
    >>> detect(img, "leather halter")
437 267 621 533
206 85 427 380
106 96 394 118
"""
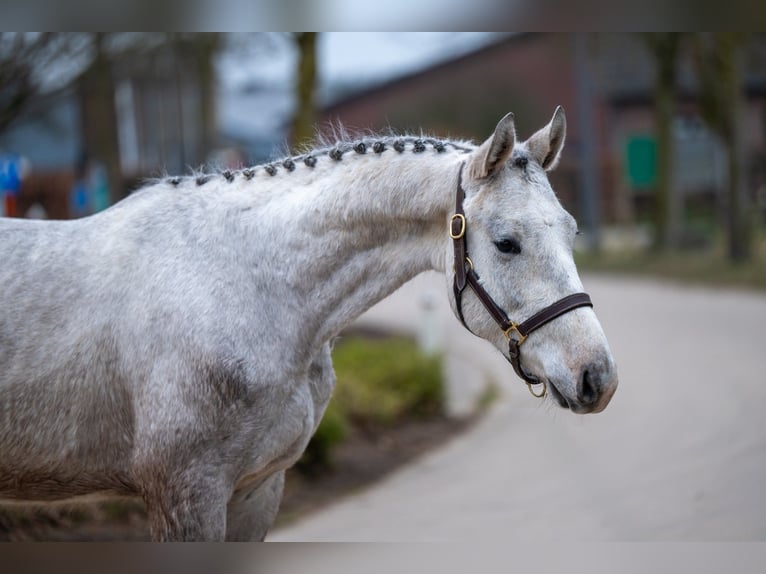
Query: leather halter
450 163 593 398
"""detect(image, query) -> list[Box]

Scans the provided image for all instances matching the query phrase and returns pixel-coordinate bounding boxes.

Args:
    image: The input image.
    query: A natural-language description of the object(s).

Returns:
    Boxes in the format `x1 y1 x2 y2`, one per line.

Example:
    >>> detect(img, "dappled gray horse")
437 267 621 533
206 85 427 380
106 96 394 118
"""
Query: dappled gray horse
0 108 617 540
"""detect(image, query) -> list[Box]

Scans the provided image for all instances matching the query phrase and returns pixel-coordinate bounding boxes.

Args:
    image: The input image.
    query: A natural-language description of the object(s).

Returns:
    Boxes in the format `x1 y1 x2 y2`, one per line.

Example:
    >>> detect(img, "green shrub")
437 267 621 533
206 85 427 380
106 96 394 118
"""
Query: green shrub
296 335 444 473
295 399 347 475
332 336 444 426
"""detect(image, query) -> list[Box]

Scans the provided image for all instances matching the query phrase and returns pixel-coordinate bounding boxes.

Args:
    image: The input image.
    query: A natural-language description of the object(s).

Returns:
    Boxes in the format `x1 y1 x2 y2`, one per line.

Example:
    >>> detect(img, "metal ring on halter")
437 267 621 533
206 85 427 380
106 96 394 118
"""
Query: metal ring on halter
503 323 527 346
449 214 466 239
527 380 547 398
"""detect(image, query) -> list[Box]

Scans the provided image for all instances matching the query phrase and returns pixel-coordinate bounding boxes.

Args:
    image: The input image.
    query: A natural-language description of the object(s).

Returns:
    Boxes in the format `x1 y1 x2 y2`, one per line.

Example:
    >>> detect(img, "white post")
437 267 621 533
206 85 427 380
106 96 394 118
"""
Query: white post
417 290 442 356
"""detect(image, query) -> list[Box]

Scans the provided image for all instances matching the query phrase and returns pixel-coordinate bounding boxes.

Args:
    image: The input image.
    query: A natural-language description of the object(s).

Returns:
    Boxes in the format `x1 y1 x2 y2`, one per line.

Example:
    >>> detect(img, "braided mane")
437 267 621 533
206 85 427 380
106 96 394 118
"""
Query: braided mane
159 130 475 189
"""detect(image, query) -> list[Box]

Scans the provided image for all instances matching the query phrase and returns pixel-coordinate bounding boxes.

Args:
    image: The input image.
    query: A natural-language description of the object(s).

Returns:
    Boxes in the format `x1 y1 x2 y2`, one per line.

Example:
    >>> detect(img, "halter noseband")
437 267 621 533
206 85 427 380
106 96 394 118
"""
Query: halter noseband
450 163 593 398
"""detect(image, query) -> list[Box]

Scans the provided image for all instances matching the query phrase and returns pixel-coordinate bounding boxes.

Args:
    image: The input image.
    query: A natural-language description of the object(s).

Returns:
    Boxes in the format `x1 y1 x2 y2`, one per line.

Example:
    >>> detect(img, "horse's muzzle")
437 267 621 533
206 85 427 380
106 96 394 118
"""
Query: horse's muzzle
550 358 618 414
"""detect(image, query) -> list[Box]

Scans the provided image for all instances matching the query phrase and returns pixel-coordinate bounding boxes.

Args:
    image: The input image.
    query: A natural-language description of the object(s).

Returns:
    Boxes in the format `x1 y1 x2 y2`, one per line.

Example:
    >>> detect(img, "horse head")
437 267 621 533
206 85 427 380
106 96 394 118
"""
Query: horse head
446 107 618 413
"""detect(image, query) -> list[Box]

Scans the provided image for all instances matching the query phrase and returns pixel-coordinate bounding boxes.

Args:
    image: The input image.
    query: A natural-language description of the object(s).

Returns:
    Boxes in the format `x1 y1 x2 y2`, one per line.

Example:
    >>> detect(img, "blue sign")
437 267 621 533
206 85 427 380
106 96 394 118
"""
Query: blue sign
0 154 22 194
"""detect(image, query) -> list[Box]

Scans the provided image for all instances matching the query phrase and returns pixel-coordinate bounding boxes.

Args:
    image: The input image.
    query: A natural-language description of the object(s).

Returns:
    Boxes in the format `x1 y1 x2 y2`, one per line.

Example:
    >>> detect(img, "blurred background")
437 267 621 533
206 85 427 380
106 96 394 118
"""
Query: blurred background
2 32 766 541
2 33 765 268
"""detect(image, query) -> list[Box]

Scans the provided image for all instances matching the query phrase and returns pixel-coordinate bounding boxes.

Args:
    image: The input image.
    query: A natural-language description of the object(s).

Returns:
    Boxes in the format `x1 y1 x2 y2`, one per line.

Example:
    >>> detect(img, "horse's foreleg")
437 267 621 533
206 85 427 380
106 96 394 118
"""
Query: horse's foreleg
142 478 230 541
225 471 285 541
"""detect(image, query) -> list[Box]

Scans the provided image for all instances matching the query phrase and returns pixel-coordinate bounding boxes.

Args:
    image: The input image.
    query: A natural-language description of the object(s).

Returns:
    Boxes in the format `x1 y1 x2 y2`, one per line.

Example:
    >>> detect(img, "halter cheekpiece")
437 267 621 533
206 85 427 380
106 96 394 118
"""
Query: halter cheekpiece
450 163 594 398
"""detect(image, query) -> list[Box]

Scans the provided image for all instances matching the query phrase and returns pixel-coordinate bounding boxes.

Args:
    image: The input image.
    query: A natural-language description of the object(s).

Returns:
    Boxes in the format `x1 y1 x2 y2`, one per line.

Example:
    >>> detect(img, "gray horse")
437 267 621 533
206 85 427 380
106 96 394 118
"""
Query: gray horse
0 109 617 540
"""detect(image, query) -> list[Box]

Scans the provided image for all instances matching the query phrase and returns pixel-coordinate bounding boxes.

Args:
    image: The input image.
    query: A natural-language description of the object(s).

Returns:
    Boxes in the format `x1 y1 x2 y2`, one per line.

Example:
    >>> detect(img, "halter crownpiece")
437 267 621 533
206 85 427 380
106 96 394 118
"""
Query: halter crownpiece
450 163 593 398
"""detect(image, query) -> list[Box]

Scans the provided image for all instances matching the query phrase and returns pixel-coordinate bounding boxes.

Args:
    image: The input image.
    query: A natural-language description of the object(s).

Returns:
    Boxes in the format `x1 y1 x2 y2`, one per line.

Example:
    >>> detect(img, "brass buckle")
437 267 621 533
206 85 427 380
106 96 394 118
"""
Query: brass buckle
527 380 547 398
449 214 466 239
503 323 528 346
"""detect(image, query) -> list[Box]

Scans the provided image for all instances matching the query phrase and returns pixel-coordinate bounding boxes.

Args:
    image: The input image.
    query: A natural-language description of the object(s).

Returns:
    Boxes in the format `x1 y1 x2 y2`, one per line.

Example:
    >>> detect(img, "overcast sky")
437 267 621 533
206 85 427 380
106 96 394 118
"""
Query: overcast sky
215 32 505 148
220 32 505 93
318 32 505 86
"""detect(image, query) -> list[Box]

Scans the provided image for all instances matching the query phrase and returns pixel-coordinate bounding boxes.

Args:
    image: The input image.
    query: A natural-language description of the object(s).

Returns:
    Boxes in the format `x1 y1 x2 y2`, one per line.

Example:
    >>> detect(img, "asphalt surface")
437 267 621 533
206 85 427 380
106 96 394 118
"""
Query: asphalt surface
270 273 766 541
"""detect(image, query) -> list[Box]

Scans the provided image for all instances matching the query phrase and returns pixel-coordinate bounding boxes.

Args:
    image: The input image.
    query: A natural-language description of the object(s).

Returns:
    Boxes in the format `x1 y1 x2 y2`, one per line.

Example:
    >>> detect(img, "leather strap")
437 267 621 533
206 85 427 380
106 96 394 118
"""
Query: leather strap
516 292 592 338
451 167 468 293
465 270 512 331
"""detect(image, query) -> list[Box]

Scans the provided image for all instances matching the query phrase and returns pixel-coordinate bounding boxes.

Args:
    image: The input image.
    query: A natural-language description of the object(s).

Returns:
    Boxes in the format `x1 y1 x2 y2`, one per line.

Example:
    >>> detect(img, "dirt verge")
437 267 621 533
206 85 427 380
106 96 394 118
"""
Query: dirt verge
0 414 476 541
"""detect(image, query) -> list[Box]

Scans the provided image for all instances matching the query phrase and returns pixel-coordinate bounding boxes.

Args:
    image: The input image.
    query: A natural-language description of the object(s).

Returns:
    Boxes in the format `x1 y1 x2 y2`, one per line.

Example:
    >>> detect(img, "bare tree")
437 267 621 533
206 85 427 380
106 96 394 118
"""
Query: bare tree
692 33 752 262
78 33 123 204
643 33 683 252
78 33 224 203
0 33 89 134
291 33 318 149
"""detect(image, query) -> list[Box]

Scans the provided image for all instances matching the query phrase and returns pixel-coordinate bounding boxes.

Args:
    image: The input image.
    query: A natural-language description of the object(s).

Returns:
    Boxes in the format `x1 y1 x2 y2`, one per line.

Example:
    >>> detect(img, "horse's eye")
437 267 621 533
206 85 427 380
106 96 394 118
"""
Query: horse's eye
494 238 521 255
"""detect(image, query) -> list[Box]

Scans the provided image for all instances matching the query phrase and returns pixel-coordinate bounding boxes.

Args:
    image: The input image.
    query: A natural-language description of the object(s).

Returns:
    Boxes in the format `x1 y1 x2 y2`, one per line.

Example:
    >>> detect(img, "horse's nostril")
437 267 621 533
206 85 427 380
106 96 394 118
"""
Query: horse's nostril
578 368 600 405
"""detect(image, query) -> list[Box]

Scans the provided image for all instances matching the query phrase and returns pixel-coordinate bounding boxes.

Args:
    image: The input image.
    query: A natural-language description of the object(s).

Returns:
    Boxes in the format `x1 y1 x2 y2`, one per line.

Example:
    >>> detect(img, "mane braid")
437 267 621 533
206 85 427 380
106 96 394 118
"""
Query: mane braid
159 132 473 189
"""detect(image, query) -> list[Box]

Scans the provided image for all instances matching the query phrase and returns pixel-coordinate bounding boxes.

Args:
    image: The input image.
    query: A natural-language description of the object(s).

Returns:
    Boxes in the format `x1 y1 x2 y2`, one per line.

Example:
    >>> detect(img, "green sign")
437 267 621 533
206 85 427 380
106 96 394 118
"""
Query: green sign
625 135 656 189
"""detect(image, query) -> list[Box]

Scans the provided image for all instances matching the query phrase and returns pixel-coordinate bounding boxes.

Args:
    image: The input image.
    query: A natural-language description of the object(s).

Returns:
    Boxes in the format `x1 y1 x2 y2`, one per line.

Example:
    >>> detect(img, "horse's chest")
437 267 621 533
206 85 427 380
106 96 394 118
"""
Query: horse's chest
239 346 336 478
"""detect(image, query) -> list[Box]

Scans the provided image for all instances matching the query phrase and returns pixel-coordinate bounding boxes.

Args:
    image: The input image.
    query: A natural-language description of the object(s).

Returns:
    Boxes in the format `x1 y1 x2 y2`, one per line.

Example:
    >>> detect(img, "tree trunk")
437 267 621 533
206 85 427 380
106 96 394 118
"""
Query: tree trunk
79 33 123 205
291 33 318 149
645 33 682 252
723 45 751 262
693 33 752 262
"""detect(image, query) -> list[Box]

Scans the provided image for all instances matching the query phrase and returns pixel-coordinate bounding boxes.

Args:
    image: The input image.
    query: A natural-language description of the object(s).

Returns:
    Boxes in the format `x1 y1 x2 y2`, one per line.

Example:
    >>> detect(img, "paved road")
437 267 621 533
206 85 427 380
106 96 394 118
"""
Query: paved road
270 274 766 541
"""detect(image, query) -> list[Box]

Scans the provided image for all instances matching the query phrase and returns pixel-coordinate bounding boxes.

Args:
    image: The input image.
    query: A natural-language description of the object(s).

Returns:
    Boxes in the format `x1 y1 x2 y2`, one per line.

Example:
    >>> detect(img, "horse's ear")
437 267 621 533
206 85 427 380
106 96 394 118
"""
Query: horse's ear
526 106 566 171
469 112 516 179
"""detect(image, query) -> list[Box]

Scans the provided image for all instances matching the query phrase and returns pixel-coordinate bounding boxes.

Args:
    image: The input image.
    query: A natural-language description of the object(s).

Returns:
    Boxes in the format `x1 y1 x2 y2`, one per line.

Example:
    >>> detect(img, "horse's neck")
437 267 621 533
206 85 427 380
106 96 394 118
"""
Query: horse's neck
253 147 467 348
